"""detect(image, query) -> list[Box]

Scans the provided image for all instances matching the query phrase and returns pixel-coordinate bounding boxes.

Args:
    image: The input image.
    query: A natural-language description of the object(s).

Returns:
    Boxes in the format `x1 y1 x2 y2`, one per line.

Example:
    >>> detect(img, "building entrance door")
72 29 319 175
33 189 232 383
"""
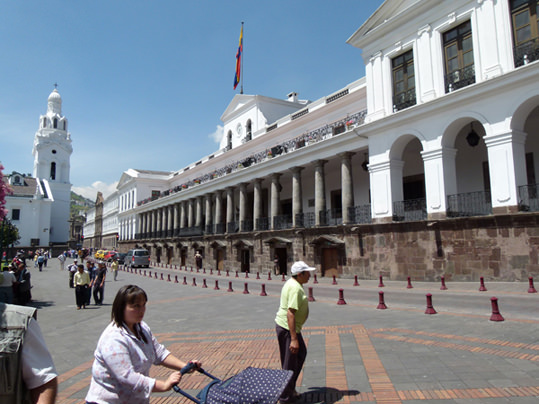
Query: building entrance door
240 249 250 273
275 247 287 275
322 248 338 278
180 249 186 267
216 249 224 271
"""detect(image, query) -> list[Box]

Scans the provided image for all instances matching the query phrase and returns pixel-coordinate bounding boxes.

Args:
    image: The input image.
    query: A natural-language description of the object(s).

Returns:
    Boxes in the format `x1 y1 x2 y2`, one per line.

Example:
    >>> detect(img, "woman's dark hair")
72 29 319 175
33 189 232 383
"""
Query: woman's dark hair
111 285 148 341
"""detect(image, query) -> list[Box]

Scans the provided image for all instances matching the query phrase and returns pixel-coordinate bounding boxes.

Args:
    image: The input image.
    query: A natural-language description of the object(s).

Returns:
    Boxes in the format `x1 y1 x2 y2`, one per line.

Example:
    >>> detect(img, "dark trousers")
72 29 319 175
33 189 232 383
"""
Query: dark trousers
93 284 104 304
276 324 307 401
75 285 88 308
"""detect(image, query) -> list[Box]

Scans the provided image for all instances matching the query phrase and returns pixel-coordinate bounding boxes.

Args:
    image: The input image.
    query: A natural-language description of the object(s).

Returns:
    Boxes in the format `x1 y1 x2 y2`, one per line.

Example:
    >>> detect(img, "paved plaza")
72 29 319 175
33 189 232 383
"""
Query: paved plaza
23 258 539 404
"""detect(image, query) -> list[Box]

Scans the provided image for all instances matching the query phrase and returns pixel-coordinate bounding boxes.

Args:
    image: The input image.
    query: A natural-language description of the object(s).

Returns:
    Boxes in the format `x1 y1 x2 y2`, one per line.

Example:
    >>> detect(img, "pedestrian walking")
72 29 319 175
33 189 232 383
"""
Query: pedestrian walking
67 259 78 288
86 261 96 306
275 261 316 403
111 258 119 281
0 263 17 303
85 285 201 404
73 264 90 310
37 254 45 272
93 261 107 305
57 253 66 271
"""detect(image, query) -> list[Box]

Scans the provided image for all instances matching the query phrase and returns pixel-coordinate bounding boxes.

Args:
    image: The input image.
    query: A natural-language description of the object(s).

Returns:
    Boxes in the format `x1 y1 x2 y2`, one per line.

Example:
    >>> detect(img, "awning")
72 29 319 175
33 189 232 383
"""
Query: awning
210 240 227 248
309 235 345 246
233 239 254 248
264 237 292 245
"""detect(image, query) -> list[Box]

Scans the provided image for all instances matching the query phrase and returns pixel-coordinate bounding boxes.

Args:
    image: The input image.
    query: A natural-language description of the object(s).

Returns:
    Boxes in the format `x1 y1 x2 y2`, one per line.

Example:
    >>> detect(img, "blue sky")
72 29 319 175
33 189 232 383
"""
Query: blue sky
0 0 383 200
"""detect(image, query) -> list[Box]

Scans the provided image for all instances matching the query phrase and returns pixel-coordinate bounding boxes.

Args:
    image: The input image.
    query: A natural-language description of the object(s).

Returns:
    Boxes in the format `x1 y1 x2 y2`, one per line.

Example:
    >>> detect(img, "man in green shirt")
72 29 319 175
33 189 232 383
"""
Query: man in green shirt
275 261 316 403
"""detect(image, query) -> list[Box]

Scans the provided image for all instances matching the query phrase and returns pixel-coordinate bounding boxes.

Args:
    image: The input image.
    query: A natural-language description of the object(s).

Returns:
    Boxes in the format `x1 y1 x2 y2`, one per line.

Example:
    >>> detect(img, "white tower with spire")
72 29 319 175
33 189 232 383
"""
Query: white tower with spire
32 87 72 244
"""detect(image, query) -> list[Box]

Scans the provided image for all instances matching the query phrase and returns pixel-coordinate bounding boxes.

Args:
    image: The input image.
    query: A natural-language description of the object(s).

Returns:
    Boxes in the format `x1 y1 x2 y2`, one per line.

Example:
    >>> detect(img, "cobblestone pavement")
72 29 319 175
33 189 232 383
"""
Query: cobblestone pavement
23 259 539 404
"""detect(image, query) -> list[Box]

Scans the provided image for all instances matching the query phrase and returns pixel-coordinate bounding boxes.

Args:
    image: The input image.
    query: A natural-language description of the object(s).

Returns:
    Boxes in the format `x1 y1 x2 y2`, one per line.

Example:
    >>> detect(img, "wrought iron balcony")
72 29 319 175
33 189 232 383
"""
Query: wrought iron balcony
514 37 539 67
393 198 427 222
348 204 372 224
444 65 475 93
392 88 416 112
518 184 539 212
214 223 225 235
179 226 203 236
273 215 293 230
241 219 253 232
295 212 315 228
227 221 238 233
321 208 343 226
446 190 492 218
256 217 270 231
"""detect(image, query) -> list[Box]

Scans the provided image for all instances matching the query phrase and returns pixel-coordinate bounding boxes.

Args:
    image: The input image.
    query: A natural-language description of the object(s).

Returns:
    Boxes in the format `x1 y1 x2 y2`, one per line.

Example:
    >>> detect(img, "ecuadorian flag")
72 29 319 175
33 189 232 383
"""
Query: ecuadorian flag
234 25 243 90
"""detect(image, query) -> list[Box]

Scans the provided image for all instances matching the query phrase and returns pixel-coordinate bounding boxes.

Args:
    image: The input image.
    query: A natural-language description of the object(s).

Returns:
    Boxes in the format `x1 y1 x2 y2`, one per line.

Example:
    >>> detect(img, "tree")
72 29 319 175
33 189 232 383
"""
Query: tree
0 164 17 263
0 163 11 222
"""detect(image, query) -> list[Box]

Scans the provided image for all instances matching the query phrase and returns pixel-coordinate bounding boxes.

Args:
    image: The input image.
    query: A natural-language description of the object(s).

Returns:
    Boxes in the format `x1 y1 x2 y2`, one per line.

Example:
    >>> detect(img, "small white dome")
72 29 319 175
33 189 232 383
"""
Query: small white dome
48 89 62 102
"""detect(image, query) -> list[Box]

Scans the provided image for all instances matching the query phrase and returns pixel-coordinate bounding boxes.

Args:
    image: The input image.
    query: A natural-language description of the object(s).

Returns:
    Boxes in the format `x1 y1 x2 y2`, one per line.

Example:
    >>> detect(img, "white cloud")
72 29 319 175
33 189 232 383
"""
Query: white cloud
209 125 223 144
72 181 119 201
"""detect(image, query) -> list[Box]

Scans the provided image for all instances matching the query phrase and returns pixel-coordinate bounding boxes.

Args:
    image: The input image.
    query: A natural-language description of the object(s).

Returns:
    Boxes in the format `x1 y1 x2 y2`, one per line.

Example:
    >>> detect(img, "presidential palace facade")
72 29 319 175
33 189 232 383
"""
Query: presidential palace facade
83 0 539 281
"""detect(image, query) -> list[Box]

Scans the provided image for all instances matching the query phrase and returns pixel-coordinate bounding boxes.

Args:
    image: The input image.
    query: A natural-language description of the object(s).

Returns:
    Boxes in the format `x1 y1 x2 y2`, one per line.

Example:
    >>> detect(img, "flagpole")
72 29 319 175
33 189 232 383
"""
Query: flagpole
240 21 244 95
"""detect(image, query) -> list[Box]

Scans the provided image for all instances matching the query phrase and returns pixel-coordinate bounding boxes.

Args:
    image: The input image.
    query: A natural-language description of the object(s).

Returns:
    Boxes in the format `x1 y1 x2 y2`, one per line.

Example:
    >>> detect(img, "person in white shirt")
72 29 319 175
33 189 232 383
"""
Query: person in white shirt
0 264 17 303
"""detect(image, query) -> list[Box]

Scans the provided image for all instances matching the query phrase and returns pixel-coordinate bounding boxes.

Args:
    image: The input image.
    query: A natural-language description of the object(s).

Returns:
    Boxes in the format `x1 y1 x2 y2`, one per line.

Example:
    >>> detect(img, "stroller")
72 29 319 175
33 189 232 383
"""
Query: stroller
174 362 293 404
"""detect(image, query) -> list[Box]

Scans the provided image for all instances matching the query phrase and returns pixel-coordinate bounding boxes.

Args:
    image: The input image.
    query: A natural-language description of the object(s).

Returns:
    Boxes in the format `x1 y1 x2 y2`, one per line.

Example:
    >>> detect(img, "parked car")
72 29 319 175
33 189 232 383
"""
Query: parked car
115 252 127 263
124 249 150 268
104 251 117 261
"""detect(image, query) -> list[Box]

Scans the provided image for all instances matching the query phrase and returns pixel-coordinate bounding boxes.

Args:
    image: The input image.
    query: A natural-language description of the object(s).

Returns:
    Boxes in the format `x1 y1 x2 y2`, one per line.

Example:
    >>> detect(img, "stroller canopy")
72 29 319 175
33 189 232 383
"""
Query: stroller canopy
200 367 292 404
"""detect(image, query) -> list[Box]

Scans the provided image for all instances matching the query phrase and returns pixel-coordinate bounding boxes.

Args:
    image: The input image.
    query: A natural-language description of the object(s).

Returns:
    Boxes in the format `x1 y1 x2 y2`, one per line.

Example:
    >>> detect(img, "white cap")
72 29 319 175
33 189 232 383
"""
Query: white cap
291 261 316 275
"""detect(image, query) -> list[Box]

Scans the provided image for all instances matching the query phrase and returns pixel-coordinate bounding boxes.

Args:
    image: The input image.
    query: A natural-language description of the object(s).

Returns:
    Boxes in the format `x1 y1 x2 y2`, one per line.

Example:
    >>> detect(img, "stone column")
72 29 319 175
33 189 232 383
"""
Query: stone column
156 208 162 237
253 179 262 230
368 159 404 222
195 196 203 228
484 129 528 211
214 191 222 232
188 199 194 228
339 152 355 224
151 210 157 238
167 205 173 237
314 160 327 226
173 203 180 236
205 194 213 232
271 173 281 229
421 147 457 218
239 183 248 231
180 201 186 229
226 187 235 233
290 167 304 227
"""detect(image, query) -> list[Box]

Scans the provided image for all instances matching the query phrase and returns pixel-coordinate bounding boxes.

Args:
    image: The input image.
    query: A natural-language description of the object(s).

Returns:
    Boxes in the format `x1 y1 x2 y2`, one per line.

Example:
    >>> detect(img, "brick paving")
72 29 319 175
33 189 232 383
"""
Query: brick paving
22 259 539 403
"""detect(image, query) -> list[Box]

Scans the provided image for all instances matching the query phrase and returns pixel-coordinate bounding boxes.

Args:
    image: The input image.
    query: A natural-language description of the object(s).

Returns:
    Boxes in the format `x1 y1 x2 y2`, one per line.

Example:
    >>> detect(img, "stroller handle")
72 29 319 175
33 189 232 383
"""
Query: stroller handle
180 361 201 375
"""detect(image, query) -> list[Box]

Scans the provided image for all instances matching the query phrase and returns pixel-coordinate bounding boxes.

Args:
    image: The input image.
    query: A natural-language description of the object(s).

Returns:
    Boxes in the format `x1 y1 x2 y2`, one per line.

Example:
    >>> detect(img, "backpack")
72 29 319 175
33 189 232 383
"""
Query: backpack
38 255 44 263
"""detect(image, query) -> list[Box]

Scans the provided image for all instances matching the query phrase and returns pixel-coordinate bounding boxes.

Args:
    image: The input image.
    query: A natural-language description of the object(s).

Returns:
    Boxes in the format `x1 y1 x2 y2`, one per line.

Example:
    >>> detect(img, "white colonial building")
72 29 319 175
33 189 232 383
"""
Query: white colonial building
84 0 539 281
3 88 73 247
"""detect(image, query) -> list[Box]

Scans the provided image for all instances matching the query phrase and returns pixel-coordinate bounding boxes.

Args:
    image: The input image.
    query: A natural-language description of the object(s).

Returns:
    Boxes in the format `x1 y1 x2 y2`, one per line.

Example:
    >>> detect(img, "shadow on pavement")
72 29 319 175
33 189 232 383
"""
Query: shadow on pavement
29 300 56 309
300 387 360 404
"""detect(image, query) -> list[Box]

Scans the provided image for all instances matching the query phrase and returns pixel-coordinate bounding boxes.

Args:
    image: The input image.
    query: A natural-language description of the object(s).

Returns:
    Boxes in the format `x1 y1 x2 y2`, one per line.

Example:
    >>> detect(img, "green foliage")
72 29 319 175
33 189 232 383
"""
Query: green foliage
0 218 20 248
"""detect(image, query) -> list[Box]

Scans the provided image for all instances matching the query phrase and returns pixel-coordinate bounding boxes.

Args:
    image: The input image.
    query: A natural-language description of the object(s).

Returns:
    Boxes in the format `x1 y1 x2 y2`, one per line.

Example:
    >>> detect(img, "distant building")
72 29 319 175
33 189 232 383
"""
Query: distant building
85 0 539 281
3 88 72 247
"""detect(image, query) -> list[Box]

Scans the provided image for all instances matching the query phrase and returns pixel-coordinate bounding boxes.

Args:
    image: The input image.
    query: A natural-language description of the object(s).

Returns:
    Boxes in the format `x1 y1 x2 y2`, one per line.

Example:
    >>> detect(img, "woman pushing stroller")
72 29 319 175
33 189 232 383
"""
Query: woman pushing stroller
85 285 201 404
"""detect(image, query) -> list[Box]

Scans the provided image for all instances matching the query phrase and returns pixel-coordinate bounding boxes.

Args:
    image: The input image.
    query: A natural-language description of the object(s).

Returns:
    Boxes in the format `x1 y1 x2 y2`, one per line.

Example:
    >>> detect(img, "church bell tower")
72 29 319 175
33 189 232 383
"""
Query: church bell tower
32 87 73 244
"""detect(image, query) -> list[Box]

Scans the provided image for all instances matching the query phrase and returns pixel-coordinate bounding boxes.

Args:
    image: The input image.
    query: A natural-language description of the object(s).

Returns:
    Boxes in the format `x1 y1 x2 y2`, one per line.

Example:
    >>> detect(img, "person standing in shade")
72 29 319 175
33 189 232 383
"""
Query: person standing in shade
93 261 107 305
194 251 203 270
274 261 316 403
73 264 90 310
67 259 78 288
85 261 96 306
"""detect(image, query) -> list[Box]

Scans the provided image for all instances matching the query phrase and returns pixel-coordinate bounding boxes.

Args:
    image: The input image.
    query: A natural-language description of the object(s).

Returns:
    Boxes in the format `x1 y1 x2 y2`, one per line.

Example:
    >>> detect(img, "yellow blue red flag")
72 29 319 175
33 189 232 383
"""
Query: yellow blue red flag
234 24 243 90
